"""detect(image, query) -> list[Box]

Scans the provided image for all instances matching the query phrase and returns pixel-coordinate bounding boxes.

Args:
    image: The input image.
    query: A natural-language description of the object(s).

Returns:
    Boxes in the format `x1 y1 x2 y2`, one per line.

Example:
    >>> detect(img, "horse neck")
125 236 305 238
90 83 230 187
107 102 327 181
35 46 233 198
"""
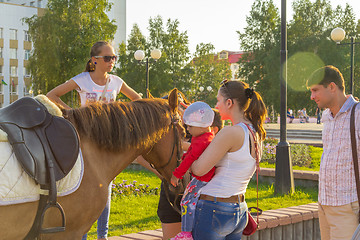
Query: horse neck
80 138 142 184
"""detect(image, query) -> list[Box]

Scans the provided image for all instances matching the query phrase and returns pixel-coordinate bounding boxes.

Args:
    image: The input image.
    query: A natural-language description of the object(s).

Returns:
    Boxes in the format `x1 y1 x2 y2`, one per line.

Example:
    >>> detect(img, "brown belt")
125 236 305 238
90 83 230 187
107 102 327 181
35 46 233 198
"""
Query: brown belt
199 194 244 203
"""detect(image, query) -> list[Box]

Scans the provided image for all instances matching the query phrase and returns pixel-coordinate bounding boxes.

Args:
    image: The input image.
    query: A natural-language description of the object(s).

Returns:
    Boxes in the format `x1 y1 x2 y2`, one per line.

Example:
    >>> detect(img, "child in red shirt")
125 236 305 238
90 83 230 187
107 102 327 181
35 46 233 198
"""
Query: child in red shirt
171 101 215 240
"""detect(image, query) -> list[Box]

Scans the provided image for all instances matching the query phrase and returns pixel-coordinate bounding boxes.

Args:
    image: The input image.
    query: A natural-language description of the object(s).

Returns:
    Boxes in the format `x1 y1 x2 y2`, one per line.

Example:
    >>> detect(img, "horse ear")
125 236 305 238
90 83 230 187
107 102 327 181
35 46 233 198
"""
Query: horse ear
147 90 154 99
168 88 179 111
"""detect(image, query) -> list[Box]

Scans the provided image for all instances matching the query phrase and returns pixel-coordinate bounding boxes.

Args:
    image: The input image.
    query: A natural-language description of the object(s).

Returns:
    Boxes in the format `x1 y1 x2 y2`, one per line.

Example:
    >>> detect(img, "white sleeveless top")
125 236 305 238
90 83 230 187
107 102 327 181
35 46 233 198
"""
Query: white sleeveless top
200 123 257 198
72 72 124 106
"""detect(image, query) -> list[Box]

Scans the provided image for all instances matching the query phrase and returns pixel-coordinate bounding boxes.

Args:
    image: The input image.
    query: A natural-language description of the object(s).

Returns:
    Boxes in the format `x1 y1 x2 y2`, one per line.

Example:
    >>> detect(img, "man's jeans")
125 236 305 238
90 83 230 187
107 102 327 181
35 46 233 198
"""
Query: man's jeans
192 198 248 240
82 182 112 239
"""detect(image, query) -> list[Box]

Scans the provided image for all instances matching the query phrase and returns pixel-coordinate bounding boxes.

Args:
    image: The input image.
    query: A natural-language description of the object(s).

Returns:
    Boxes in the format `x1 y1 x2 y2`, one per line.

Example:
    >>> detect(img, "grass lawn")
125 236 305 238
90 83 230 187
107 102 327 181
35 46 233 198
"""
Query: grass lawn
86 168 318 239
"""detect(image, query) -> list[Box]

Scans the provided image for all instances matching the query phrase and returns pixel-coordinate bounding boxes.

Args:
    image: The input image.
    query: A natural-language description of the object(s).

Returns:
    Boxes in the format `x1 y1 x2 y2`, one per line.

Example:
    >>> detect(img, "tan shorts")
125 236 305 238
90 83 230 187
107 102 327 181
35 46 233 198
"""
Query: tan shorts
318 201 359 240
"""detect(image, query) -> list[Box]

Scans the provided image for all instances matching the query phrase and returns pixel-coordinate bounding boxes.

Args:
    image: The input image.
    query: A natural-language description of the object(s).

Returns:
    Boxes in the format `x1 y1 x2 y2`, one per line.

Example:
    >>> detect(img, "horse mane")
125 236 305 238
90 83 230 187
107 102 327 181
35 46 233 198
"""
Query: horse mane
63 98 173 153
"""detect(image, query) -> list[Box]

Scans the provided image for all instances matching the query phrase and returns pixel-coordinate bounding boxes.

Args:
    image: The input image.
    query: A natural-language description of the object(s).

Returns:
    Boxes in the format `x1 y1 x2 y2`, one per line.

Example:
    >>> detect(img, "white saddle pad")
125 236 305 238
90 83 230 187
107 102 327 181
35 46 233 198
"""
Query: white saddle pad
0 140 83 206
0 95 83 205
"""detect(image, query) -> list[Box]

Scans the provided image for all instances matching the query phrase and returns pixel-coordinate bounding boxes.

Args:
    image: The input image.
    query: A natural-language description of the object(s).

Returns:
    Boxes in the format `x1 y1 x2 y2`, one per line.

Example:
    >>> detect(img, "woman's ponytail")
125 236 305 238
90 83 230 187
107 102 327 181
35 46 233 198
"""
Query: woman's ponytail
219 80 267 140
244 90 267 140
85 59 95 72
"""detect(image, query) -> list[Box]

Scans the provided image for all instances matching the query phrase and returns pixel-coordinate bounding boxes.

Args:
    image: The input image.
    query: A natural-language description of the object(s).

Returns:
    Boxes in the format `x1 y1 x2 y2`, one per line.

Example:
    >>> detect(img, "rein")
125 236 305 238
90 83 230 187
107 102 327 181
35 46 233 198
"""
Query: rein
148 113 184 215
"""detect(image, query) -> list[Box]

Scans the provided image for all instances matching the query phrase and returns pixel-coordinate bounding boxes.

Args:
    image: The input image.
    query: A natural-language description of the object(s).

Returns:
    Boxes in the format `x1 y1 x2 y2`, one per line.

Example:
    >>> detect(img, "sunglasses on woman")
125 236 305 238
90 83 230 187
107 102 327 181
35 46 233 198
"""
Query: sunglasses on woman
94 55 117 62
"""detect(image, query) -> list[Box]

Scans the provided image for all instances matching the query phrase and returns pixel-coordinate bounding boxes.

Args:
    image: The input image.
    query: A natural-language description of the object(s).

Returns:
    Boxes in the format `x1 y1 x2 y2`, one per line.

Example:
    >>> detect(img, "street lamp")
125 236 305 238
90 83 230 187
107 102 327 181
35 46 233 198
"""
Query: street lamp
198 86 212 101
275 0 295 195
331 27 360 95
134 49 162 98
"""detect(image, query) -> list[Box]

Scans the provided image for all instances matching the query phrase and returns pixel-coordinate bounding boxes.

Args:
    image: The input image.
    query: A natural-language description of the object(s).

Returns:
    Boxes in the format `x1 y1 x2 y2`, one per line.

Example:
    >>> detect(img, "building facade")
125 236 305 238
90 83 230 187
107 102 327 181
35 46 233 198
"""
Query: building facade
0 0 126 107
0 3 40 107
217 50 245 80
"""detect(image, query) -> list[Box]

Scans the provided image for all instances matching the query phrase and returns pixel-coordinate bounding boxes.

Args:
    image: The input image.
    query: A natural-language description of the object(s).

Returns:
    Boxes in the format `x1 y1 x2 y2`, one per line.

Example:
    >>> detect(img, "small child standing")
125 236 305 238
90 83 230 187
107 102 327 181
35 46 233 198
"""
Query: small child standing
170 101 215 240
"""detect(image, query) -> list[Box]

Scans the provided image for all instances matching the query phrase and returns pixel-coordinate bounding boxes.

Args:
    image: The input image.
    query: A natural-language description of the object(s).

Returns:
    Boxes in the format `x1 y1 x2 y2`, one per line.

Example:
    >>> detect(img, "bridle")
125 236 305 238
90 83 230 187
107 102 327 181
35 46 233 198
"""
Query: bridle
148 113 182 172
145 112 185 214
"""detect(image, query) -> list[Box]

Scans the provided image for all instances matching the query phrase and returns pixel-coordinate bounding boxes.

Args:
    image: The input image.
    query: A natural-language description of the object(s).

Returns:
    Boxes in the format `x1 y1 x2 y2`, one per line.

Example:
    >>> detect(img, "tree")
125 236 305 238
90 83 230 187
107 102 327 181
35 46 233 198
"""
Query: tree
237 0 281 115
115 16 190 98
180 43 232 107
25 0 116 104
116 24 147 98
237 0 360 117
116 17 231 105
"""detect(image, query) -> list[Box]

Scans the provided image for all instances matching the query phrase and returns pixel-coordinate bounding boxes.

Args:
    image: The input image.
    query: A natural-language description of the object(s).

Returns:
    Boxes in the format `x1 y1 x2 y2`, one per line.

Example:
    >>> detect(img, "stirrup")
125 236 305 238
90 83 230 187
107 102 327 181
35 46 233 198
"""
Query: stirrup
40 202 66 234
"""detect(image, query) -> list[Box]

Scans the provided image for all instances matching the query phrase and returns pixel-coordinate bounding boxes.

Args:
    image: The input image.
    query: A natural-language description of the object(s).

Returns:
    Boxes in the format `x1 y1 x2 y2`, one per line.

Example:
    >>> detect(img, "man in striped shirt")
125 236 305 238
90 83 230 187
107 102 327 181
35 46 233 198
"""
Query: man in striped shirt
308 65 360 240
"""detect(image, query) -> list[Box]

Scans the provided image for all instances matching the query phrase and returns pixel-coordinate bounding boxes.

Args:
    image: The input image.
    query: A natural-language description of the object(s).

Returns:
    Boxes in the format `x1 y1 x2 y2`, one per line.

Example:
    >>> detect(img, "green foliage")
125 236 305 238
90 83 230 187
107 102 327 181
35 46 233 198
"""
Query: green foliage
24 0 117 105
246 181 317 210
309 145 323 169
237 0 360 114
262 138 322 170
115 16 231 105
180 43 232 106
291 144 312 167
115 16 190 98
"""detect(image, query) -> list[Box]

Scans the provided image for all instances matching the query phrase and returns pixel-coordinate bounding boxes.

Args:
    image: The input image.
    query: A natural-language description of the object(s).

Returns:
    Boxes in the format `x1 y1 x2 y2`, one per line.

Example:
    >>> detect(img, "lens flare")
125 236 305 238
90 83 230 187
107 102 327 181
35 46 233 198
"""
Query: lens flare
285 52 324 91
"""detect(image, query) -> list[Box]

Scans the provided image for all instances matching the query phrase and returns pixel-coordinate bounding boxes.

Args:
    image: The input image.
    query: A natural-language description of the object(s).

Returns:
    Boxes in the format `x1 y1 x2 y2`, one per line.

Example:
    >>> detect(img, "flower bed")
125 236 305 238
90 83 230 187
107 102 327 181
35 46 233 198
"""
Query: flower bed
262 138 321 171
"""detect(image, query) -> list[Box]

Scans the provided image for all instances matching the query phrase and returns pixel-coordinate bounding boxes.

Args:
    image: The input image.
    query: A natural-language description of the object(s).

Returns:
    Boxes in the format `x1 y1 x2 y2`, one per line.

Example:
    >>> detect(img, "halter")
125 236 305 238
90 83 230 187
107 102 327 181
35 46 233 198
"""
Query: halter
148 113 182 171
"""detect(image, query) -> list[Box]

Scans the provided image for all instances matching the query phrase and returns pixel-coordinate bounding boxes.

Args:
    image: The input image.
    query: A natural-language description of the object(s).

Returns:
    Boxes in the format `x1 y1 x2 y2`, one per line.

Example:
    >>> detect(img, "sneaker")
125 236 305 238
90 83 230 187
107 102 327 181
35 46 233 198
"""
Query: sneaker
170 231 193 240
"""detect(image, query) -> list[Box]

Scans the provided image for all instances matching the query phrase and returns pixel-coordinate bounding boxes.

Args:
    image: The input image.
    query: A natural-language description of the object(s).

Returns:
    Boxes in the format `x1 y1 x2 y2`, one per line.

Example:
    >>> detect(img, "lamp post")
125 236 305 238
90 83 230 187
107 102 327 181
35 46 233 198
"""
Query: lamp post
198 86 212 101
134 49 162 98
275 0 295 195
330 27 360 95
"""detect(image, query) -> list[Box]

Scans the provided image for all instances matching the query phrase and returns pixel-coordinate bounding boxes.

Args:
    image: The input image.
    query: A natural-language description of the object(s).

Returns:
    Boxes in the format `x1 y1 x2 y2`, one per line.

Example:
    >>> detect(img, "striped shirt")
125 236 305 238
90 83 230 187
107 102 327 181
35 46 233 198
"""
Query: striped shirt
319 95 360 206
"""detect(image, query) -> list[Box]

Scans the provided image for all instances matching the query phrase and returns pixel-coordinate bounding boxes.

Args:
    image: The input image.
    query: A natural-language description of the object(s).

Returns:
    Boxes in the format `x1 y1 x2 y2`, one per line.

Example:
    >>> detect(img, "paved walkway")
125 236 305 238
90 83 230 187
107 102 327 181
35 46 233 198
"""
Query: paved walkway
264 122 323 146
109 229 163 239
264 122 323 131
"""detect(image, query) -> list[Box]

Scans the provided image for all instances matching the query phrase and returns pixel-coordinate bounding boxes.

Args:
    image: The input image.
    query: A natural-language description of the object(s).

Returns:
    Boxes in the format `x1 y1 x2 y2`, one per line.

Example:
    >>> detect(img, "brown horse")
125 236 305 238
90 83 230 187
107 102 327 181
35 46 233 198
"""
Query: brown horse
0 89 185 240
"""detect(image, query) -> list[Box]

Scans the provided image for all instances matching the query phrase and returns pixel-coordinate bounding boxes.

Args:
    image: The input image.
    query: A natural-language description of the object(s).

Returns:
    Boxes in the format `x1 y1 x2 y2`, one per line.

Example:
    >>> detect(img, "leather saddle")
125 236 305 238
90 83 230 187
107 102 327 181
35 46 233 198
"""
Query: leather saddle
0 97 79 239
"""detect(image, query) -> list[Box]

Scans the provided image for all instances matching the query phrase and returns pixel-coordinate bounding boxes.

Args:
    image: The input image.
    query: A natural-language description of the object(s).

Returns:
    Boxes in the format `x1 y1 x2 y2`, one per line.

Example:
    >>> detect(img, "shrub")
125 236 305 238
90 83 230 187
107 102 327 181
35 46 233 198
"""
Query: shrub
291 144 312 167
261 138 316 168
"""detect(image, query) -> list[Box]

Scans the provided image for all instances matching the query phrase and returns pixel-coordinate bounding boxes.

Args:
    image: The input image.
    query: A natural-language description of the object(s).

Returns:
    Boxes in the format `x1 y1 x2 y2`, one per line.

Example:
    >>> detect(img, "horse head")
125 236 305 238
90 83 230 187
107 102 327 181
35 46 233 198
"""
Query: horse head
141 89 186 187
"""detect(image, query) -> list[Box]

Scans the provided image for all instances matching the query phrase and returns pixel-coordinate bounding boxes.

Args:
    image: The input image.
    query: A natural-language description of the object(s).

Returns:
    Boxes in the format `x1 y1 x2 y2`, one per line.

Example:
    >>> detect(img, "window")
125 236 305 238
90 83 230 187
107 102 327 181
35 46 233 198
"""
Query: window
24 50 31 60
30 1 35 7
10 48 17 59
10 29 17 40
0 28 3 39
24 67 30 77
23 85 30 96
37 0 42 8
0 65 3 75
10 66 17 77
0 83 3 94
10 82 17 94
0 48 2 58
24 31 30 41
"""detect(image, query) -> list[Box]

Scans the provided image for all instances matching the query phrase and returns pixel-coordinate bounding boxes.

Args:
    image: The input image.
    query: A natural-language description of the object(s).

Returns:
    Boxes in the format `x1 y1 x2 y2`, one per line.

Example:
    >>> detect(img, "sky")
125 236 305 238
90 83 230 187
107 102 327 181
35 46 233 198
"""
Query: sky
126 0 360 54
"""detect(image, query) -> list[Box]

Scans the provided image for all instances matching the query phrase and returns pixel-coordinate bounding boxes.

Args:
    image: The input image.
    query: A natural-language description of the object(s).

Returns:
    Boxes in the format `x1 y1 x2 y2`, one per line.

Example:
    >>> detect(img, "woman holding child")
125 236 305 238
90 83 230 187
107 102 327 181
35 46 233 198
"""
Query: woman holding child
189 80 267 239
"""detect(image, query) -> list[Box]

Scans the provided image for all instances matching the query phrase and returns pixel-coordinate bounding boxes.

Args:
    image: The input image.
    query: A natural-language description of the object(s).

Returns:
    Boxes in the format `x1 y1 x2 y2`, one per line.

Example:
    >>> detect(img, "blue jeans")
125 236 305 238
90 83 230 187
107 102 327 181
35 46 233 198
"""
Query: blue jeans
82 182 112 239
192 199 248 240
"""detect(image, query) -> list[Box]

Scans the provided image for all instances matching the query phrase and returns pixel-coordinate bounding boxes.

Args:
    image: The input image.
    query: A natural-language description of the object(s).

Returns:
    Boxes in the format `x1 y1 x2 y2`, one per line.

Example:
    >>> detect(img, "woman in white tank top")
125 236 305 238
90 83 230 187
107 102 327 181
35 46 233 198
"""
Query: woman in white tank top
190 80 267 240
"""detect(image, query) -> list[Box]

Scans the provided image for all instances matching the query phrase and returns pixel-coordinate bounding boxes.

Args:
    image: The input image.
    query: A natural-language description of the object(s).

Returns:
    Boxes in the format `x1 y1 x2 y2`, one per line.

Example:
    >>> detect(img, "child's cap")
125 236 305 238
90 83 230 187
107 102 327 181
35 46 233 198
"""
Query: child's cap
183 101 214 128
